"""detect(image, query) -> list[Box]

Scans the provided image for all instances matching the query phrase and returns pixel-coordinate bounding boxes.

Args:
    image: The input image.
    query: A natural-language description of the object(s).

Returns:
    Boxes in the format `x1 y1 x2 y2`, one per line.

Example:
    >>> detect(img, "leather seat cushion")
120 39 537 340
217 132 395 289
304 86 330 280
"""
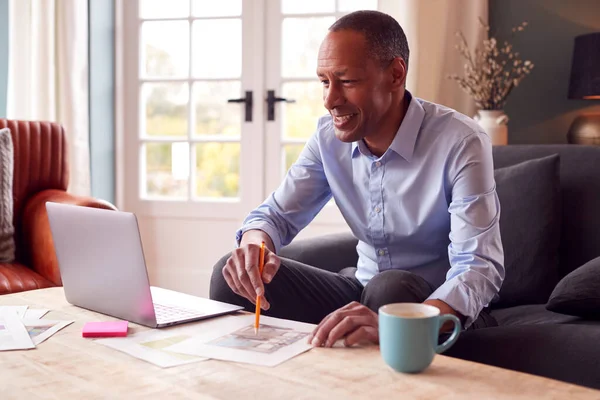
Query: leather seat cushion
0 263 55 295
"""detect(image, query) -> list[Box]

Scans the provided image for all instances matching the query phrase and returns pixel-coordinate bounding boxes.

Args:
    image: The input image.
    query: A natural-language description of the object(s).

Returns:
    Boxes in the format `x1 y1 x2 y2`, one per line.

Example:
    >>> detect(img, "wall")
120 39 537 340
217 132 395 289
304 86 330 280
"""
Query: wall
0 0 8 117
490 0 600 144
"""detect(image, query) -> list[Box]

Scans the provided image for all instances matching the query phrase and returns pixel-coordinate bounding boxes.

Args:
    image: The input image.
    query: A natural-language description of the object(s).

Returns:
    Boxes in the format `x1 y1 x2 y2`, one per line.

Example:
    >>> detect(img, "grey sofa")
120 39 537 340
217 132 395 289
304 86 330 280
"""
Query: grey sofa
278 145 600 389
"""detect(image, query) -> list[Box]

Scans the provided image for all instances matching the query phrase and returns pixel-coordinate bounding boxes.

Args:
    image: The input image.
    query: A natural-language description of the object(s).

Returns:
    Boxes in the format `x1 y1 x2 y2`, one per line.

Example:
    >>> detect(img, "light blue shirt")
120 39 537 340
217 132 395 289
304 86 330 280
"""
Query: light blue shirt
237 93 505 327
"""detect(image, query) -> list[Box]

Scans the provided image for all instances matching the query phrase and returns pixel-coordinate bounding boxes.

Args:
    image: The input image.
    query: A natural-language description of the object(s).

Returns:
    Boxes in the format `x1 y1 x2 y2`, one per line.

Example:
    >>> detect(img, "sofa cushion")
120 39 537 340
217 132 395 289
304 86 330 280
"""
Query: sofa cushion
492 145 600 278
0 128 15 263
445 324 600 390
546 256 600 318
279 232 358 273
492 154 561 308
491 304 580 326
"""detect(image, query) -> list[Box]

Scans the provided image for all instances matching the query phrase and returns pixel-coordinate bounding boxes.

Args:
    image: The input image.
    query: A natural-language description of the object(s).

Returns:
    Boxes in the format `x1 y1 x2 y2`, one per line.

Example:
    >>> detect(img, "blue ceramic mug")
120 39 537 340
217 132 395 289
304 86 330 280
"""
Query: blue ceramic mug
379 303 461 373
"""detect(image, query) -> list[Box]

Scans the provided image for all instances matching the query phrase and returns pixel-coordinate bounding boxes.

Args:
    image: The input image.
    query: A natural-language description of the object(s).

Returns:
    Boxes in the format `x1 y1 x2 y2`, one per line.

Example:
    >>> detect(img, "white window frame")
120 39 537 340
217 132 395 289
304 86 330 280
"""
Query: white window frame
115 0 265 220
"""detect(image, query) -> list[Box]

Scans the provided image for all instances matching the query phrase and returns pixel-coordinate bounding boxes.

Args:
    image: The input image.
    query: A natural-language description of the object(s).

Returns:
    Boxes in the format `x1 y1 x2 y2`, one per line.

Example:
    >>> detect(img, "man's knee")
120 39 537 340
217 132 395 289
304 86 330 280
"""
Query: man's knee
209 252 234 302
361 270 434 312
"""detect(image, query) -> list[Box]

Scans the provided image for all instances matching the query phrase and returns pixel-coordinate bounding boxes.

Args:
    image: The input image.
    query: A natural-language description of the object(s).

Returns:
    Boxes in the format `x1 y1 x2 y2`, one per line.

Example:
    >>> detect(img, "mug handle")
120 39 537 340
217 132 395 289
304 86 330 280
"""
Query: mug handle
435 314 462 354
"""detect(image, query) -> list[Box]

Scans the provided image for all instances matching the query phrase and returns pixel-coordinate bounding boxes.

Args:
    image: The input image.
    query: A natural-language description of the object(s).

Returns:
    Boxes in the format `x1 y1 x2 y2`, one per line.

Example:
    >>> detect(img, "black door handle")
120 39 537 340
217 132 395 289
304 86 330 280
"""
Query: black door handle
266 90 296 121
227 90 253 122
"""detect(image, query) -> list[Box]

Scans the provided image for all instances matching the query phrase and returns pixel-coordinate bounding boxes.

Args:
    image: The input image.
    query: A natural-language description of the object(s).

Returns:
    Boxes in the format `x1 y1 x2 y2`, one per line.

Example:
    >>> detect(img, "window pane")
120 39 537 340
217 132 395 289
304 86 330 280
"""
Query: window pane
282 81 324 139
283 145 305 175
192 19 241 78
194 81 241 137
282 17 334 78
144 142 189 199
192 0 242 17
142 21 189 78
142 83 189 137
195 143 240 198
140 0 189 18
337 0 378 12
281 0 335 14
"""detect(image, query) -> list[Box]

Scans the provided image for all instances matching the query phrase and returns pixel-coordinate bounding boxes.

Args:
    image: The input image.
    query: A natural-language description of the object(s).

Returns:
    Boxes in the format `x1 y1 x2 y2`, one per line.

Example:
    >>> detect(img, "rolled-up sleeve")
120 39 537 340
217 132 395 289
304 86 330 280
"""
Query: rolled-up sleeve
235 130 332 253
427 132 505 328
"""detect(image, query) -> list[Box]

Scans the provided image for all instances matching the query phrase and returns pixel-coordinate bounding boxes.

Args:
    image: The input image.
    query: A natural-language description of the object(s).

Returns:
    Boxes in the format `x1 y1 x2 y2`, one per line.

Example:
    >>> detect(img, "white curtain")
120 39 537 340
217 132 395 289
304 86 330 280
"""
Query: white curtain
7 0 90 196
381 0 488 117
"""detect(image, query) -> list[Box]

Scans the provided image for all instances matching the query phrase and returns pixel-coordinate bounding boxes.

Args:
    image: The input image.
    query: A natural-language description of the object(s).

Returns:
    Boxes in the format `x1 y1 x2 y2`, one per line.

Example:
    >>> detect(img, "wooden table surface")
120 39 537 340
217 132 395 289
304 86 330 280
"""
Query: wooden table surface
1 288 598 400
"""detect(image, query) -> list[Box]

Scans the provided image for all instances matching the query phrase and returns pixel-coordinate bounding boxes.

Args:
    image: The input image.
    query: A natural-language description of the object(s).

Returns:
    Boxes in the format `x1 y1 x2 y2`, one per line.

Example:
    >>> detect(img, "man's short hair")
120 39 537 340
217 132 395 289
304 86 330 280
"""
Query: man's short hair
329 10 410 69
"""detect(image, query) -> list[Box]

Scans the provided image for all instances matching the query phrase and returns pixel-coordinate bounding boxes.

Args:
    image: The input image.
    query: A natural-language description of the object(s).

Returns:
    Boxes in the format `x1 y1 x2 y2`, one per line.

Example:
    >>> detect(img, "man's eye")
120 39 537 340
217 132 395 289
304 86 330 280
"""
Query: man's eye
320 80 329 86
341 80 356 84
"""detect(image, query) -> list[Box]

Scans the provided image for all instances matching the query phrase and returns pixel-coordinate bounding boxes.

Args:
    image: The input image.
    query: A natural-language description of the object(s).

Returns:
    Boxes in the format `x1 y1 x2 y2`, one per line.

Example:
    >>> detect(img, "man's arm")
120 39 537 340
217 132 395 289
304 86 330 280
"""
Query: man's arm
425 132 505 328
236 131 332 253
223 130 333 307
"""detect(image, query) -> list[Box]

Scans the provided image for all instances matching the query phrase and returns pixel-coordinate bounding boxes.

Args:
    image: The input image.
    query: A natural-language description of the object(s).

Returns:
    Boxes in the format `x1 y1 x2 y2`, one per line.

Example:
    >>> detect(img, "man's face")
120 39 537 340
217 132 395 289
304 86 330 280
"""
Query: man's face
317 30 397 143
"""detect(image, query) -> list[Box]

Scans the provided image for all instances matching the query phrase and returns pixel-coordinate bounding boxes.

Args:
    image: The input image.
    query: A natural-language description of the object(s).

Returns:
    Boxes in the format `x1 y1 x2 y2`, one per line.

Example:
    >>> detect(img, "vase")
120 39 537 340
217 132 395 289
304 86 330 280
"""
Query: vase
475 110 509 145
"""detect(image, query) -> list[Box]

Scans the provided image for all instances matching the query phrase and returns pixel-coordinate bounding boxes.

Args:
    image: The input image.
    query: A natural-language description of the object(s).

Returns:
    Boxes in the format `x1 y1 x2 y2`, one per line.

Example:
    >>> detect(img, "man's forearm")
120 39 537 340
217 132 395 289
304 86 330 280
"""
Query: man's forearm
240 229 276 253
423 299 465 332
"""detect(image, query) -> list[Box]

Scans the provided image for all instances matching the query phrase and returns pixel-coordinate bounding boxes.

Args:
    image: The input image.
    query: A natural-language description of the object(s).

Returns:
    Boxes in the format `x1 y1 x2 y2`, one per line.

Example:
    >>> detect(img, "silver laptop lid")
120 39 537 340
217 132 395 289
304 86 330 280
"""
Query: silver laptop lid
46 202 158 327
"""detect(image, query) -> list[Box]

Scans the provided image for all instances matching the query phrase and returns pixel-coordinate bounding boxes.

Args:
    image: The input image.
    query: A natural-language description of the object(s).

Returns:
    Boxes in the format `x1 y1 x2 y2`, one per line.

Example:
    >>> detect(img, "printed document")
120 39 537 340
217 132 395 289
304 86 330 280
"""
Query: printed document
24 309 50 320
22 319 74 345
0 310 35 351
165 315 314 367
96 328 208 368
0 306 27 318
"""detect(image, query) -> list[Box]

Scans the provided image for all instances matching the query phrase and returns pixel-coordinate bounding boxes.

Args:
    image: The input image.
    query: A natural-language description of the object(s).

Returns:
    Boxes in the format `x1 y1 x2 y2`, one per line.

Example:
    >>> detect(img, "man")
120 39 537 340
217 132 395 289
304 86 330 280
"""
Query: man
210 10 504 348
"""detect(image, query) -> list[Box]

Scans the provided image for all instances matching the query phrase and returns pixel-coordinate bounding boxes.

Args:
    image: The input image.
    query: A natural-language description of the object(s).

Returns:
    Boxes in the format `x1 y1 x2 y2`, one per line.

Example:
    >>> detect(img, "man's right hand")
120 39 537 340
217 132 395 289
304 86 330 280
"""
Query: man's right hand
222 231 280 310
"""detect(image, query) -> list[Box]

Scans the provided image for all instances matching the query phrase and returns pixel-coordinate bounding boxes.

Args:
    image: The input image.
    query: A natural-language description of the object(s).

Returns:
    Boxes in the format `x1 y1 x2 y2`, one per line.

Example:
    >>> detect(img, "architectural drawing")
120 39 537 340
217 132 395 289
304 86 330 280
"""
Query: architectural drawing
27 324 54 339
208 324 309 354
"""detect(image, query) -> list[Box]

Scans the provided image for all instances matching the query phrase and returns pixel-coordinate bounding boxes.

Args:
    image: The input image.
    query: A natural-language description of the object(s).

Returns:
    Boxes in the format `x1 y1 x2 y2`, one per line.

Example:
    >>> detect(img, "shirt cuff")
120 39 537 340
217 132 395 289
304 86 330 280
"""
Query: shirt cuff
426 278 483 329
235 222 282 254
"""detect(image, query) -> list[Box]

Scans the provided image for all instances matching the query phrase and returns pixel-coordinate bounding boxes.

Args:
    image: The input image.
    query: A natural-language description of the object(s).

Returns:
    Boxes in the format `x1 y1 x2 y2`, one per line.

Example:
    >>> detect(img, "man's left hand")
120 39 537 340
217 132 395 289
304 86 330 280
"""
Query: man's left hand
307 302 378 347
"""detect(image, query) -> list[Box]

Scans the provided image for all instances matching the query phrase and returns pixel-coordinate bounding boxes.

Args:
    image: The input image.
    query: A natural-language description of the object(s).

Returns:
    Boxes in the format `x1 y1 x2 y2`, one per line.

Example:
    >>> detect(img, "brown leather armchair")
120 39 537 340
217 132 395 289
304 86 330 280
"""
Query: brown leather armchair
0 119 117 295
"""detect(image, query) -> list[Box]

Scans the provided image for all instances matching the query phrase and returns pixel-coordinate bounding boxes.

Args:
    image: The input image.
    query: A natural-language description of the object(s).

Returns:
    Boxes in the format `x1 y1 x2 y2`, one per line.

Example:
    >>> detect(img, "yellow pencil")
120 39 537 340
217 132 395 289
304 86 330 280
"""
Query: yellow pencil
254 241 266 335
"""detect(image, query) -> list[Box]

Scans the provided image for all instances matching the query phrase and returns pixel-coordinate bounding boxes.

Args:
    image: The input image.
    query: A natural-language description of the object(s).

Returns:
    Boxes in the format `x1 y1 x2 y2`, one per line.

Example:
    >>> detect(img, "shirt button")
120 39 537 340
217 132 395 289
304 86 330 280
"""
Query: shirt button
374 206 381 213
378 249 385 256
375 161 382 167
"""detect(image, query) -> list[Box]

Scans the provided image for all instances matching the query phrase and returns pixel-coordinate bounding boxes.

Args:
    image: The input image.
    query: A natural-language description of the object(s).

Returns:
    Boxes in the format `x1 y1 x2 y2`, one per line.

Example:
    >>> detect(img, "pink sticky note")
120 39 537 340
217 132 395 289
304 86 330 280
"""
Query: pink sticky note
82 321 129 338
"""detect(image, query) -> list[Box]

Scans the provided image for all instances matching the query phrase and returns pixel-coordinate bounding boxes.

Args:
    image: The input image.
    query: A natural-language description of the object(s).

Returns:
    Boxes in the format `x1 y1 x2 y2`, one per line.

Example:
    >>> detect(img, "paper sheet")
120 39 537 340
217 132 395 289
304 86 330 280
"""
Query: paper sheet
22 319 74 345
0 311 35 351
165 315 315 367
24 309 50 320
0 306 28 319
96 329 208 368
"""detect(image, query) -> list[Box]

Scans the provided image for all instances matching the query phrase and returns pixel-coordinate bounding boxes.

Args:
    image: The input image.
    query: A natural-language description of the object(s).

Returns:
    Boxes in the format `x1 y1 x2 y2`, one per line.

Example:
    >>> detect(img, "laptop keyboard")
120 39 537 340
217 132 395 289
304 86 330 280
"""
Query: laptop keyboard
153 303 206 324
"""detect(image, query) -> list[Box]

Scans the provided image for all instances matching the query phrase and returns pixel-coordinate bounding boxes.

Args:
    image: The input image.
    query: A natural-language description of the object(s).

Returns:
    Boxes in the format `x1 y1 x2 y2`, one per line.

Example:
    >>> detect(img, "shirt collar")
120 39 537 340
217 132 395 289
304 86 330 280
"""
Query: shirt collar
351 91 425 162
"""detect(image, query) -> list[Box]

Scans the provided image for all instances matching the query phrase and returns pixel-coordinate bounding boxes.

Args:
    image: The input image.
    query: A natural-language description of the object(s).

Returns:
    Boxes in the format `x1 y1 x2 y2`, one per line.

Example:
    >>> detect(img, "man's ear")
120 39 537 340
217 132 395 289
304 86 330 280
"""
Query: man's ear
389 57 407 91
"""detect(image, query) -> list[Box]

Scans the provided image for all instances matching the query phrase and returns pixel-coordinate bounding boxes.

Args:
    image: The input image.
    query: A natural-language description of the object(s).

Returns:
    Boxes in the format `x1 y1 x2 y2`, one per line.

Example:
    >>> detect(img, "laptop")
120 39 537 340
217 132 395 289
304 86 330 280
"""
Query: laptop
45 202 243 328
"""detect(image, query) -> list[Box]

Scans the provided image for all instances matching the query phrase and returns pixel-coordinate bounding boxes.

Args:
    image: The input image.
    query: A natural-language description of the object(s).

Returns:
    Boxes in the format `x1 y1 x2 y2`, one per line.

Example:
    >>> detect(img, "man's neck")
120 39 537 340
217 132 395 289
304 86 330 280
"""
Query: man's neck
363 91 410 158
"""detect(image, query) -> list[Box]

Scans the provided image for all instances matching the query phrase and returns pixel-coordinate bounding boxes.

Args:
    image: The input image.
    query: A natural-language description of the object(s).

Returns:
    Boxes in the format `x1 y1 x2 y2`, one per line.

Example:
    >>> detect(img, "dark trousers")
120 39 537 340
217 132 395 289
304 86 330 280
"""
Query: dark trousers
210 255 496 329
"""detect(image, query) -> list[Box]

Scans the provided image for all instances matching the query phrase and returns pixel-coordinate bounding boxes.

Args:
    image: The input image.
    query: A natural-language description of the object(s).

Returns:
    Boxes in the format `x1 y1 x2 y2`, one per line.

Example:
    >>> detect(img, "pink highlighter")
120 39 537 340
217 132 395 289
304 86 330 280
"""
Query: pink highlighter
82 321 129 338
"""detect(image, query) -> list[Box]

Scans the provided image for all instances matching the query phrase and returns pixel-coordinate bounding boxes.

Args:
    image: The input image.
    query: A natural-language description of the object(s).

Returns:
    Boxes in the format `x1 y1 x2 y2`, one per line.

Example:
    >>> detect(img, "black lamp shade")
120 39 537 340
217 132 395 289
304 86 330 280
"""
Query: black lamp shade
568 32 600 99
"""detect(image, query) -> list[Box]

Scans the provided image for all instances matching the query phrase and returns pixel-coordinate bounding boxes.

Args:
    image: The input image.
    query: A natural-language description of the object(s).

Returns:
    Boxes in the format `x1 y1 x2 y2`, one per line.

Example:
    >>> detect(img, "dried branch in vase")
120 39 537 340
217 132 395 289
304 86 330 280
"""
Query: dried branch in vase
447 18 535 110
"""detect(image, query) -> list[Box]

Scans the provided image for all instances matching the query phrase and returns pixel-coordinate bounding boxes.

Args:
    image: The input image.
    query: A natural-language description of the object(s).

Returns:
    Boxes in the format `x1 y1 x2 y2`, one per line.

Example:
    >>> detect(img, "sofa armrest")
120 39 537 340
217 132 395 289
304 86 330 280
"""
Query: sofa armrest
20 189 118 285
278 232 359 273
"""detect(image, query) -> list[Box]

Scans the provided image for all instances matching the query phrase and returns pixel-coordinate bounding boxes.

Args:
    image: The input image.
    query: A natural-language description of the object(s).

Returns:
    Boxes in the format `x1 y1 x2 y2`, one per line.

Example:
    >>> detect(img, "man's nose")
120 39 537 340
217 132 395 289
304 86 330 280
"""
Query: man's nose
323 83 345 110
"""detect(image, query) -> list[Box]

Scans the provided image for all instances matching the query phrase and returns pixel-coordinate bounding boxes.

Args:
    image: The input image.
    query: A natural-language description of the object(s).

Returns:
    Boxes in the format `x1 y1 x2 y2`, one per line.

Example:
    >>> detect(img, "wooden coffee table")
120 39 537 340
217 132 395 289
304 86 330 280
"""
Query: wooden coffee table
1 288 598 399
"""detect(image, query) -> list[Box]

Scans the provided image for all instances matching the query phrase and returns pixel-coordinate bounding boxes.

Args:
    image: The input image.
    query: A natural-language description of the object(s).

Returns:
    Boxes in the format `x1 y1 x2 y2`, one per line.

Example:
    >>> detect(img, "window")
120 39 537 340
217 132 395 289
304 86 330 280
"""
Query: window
119 0 377 220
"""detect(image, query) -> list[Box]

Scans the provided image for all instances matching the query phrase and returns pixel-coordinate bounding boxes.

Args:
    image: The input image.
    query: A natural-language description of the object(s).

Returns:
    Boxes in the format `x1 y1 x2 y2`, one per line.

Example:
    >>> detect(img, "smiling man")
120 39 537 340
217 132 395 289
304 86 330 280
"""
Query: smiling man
210 10 504 347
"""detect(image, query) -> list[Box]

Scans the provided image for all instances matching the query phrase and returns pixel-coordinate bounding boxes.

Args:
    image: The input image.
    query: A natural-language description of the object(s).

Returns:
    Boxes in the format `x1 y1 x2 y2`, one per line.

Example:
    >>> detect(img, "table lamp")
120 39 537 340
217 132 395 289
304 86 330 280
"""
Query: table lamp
567 32 600 145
